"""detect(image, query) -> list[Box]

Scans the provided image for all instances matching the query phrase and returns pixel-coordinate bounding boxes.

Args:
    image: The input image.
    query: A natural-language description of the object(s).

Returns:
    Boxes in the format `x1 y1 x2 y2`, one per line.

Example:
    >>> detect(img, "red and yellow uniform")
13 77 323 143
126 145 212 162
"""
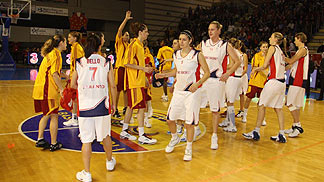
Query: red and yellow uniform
115 34 129 91
124 38 146 109
33 48 62 115
144 47 155 101
70 42 84 79
157 46 173 72
246 51 269 98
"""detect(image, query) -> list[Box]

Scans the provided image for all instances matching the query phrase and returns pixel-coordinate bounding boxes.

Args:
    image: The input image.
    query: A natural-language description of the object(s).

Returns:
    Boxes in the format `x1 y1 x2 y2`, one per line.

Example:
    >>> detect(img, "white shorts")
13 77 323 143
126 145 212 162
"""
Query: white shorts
200 85 208 108
240 74 248 95
286 85 305 108
202 78 226 112
167 89 201 125
225 76 242 103
79 115 111 143
259 79 286 108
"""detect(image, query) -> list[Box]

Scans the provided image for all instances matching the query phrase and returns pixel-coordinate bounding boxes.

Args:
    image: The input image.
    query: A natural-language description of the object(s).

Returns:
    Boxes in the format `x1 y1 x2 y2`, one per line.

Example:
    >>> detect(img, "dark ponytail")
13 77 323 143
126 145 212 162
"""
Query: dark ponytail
41 34 65 57
84 33 101 58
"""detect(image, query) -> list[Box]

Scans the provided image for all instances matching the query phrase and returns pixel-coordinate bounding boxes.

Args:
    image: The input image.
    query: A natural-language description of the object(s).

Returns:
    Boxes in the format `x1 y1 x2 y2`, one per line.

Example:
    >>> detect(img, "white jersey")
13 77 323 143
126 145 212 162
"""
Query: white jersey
174 49 200 91
201 39 228 78
231 49 244 77
268 45 286 80
76 54 110 117
290 47 309 87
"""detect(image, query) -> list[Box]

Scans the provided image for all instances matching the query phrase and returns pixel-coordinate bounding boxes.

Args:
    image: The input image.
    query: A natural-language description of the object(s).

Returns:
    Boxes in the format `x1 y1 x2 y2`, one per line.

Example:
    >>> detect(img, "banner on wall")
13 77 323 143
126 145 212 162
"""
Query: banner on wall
30 27 63 36
35 6 68 16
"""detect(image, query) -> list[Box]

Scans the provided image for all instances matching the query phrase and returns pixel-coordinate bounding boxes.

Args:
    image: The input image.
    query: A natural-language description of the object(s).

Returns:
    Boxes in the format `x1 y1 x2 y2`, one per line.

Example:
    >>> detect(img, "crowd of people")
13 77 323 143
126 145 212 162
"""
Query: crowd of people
177 0 324 59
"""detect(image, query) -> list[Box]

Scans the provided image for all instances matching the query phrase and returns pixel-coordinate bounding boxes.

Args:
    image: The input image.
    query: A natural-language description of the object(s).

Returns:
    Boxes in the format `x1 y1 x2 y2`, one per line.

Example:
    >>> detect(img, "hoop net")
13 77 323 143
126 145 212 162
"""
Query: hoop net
8 14 19 24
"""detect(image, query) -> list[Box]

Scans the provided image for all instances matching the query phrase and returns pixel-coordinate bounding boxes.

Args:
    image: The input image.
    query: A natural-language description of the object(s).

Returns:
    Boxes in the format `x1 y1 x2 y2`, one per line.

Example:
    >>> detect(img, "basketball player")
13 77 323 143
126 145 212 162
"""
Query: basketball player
157 39 174 102
120 22 157 144
235 40 249 119
63 31 84 127
156 30 210 161
243 32 288 143
241 41 269 125
33 35 67 151
284 32 309 137
72 33 117 182
221 38 244 132
114 10 132 118
200 21 241 149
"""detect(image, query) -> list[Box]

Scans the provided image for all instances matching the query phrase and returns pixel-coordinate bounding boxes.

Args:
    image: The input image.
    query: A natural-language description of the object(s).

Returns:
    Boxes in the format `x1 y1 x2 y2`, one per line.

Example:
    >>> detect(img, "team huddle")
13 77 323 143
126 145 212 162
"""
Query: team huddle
31 10 309 182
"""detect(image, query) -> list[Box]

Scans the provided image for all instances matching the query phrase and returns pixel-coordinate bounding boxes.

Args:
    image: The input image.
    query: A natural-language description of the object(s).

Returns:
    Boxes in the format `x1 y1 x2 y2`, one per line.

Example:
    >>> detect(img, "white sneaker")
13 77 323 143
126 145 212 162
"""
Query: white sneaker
180 130 187 142
161 95 168 102
106 157 116 171
76 170 92 182
262 120 267 126
165 136 180 153
270 133 287 143
193 126 201 141
138 134 157 144
219 119 230 127
223 125 237 132
288 126 304 138
120 130 137 141
63 119 78 126
183 148 192 161
284 128 294 134
210 134 218 150
236 110 244 117
242 130 260 141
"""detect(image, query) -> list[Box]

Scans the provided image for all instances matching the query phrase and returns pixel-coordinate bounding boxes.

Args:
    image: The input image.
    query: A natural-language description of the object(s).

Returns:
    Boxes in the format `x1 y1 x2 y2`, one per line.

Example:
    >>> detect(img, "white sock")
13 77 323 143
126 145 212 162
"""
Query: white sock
212 133 217 138
186 141 192 150
254 127 260 132
244 108 248 114
122 123 129 131
138 127 145 136
228 106 235 126
37 137 43 141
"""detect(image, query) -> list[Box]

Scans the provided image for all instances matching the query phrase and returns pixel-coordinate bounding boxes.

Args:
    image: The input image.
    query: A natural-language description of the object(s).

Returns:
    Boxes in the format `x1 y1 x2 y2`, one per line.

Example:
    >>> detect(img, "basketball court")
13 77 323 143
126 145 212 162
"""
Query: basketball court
1 0 324 181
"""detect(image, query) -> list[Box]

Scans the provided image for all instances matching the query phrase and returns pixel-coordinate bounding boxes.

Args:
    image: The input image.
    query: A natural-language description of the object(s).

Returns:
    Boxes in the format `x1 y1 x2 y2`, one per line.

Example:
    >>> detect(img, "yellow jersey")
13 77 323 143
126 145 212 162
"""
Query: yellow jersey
115 34 129 68
70 42 84 77
33 48 62 100
124 38 146 89
157 46 173 71
249 51 268 88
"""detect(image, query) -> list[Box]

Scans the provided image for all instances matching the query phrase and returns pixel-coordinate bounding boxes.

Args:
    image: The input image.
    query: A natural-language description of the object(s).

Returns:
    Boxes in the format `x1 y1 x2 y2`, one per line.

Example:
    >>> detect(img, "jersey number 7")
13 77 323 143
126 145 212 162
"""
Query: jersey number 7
89 67 98 81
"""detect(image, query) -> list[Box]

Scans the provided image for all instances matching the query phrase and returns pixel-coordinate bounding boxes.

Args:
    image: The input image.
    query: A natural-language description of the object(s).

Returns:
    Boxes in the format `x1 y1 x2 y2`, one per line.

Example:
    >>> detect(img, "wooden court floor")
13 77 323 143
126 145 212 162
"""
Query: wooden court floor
1 80 324 182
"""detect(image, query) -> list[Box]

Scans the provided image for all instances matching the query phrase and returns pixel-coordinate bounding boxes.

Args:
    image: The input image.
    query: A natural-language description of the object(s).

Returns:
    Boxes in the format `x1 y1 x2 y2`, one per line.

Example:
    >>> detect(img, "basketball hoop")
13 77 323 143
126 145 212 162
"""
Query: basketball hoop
8 14 19 24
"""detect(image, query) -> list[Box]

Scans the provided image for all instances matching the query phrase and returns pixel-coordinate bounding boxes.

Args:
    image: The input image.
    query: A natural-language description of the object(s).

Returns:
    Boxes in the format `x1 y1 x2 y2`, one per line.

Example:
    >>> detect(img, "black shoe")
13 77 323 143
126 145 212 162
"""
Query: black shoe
113 110 121 118
50 142 63 152
36 139 50 148
123 107 127 115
